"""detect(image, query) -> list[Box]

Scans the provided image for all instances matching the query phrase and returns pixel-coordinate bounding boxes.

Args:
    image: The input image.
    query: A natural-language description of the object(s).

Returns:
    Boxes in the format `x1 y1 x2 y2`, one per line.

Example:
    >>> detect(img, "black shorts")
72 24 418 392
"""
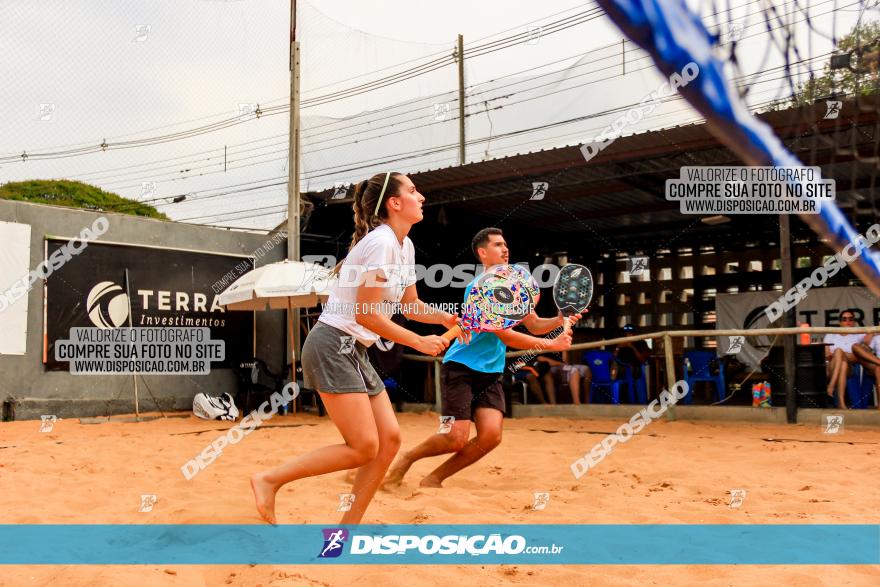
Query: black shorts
441 361 505 421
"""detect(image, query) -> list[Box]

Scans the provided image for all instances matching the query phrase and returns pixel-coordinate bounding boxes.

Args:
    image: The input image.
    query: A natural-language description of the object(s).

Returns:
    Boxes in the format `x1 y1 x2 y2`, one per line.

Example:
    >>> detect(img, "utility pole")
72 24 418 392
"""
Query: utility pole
780 215 797 423
287 0 301 263
457 34 465 165
287 0 302 383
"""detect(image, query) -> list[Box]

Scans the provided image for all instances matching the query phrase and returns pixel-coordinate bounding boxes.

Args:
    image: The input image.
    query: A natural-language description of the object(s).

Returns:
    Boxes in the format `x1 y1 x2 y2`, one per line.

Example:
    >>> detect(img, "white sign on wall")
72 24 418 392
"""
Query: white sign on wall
0 221 32 355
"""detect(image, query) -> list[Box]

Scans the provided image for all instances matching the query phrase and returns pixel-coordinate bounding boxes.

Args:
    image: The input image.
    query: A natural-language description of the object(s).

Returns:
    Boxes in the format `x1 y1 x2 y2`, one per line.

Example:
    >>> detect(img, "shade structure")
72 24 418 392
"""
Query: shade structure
218 260 336 311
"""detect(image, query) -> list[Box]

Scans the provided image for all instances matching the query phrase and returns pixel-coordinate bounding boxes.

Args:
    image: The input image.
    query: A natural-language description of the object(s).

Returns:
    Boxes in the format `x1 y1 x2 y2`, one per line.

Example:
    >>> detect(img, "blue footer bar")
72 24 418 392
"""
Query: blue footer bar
0 525 878 565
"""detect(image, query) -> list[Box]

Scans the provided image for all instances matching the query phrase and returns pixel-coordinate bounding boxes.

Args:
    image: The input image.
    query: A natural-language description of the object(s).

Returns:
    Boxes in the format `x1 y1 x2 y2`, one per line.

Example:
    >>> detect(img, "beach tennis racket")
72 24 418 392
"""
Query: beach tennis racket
442 264 540 341
552 263 593 333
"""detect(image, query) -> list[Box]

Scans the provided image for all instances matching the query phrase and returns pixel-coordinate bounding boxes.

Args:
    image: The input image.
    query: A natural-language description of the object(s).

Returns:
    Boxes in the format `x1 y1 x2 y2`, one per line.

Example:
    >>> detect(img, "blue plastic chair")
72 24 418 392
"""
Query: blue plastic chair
610 360 648 404
582 351 629 404
682 350 726 404
626 363 649 405
845 365 876 409
383 377 399 392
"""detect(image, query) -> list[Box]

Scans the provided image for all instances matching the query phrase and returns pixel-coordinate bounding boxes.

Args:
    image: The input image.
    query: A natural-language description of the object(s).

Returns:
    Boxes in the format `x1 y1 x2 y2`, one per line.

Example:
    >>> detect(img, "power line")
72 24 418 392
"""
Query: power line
107 45 833 219
0 0 781 177
0 8 604 164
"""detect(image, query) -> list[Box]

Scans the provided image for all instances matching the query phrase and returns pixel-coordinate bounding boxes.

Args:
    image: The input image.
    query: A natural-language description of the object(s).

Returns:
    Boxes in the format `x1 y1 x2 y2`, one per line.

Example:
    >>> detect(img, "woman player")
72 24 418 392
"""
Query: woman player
251 172 463 524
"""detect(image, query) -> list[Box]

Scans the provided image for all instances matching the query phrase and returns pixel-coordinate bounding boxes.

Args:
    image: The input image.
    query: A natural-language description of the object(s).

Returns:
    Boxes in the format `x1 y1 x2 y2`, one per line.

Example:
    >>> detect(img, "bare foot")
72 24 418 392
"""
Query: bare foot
383 456 413 488
343 469 357 485
250 473 278 525
419 474 443 488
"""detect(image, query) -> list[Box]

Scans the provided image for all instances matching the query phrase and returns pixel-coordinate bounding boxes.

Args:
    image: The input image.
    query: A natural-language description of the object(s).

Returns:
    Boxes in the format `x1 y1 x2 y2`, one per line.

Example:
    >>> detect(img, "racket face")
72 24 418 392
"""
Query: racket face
553 264 593 316
461 264 539 332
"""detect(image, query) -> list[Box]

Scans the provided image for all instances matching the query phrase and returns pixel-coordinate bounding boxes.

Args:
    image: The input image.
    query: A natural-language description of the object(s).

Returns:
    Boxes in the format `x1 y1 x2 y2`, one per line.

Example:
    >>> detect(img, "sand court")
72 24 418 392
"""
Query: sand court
1 411 879 585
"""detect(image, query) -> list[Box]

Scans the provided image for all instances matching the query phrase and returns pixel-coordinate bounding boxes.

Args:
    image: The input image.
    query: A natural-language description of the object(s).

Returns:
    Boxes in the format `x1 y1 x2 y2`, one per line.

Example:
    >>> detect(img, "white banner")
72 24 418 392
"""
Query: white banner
716 287 880 368
0 221 32 355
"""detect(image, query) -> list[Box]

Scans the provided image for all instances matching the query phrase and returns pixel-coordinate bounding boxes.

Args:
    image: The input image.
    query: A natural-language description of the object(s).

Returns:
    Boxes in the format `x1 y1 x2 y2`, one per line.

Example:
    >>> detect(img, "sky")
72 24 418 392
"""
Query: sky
0 0 874 230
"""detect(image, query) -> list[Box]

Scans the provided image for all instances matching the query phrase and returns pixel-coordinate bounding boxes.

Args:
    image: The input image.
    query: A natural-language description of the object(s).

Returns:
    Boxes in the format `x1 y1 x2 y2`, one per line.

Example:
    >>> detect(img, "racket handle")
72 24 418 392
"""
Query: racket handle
442 324 463 341
562 316 572 335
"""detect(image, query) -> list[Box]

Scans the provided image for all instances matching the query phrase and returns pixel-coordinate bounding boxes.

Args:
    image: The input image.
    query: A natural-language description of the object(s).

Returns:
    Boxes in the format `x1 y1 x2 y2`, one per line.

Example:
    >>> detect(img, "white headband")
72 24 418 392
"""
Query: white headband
373 172 392 216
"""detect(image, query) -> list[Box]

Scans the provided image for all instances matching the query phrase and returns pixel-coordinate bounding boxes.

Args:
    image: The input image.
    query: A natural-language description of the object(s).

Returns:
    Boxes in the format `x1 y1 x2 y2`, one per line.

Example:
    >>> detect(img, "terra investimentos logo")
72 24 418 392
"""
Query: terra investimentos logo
86 281 130 328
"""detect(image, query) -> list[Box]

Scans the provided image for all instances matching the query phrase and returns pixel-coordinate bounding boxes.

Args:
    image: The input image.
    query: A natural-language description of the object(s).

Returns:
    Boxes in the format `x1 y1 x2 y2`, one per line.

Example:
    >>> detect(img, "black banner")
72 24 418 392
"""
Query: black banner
44 240 253 371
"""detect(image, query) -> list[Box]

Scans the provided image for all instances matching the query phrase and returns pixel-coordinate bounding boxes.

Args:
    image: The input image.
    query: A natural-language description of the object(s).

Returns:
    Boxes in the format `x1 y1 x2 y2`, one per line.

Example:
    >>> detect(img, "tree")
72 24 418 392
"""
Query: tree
771 19 880 108
0 180 168 219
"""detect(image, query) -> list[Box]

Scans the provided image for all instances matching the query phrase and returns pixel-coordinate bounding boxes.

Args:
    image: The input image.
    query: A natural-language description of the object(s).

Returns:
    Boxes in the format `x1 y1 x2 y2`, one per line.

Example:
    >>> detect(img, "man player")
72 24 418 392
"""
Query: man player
385 227 576 487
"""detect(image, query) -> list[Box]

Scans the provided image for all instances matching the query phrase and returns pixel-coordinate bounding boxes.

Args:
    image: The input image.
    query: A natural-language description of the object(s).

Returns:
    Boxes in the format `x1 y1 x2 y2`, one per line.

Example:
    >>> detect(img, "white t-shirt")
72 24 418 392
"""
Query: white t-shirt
823 333 864 354
869 335 880 356
319 224 417 346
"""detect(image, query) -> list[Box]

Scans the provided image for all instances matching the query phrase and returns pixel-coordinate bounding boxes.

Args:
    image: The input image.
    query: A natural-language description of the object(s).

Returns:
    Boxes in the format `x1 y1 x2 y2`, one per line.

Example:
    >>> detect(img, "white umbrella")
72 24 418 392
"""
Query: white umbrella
218 260 336 411
218 259 336 310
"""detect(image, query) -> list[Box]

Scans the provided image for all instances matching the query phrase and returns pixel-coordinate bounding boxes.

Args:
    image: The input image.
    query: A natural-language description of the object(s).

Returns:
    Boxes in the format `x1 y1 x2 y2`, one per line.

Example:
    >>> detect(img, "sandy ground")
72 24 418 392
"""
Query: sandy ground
1 410 879 586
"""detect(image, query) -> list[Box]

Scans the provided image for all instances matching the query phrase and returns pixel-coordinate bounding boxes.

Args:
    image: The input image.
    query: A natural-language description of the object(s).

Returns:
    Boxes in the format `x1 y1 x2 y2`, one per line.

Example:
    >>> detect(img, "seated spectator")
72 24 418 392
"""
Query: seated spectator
511 359 551 405
852 332 880 410
824 311 864 409
537 352 591 405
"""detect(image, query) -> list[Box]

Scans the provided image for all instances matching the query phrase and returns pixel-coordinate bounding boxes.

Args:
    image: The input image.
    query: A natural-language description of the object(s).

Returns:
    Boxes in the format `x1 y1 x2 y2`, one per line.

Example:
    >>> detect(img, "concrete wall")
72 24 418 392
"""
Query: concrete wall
0 200 286 420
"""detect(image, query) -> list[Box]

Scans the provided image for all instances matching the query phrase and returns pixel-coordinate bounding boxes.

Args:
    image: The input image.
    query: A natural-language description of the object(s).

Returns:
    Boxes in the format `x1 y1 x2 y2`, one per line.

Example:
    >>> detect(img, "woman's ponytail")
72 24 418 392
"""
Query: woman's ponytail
348 172 401 252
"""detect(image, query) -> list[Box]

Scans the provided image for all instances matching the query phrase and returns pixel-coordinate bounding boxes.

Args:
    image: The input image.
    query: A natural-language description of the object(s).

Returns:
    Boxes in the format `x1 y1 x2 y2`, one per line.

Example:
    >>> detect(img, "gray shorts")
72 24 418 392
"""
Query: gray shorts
301 321 385 395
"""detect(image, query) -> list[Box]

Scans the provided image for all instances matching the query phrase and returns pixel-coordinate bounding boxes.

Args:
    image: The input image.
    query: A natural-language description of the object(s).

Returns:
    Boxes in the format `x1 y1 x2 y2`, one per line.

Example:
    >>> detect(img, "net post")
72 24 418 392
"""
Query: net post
434 358 442 414
663 333 677 421
780 214 798 423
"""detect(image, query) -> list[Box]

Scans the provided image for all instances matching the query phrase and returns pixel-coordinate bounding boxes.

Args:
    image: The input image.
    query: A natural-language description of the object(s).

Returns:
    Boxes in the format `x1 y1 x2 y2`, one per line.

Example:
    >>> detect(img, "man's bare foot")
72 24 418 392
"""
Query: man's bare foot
383 456 413 488
419 474 443 488
250 473 278 525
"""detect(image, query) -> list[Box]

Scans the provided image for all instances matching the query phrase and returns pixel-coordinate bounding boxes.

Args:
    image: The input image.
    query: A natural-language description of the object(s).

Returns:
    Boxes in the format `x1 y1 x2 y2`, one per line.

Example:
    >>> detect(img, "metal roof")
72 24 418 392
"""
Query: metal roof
303 98 879 253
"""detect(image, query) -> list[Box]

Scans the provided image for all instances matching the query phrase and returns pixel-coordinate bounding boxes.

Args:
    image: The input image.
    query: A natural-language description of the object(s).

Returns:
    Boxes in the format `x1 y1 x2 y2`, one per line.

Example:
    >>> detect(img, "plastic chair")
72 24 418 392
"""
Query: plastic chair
682 350 726 404
382 376 406 413
510 370 530 405
232 358 285 415
582 350 629 404
624 363 649 405
858 368 877 409
845 364 876 409
284 362 324 416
